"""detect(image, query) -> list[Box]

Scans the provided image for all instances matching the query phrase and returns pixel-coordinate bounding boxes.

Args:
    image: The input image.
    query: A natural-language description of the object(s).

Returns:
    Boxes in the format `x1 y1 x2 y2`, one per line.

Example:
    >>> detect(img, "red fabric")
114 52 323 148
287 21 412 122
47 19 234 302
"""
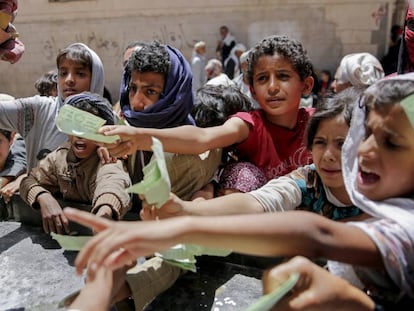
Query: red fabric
405 6 414 66
0 0 23 64
233 108 314 180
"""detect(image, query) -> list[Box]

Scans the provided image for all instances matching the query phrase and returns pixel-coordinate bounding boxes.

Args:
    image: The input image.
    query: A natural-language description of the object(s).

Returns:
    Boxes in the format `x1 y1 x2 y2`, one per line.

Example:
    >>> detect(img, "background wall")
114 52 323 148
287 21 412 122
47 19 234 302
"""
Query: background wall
0 0 405 99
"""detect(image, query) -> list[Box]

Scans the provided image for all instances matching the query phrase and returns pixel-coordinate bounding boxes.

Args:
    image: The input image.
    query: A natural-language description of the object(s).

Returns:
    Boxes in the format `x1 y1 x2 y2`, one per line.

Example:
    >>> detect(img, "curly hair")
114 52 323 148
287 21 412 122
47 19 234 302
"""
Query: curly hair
305 86 363 150
192 84 253 127
246 35 313 85
127 41 170 77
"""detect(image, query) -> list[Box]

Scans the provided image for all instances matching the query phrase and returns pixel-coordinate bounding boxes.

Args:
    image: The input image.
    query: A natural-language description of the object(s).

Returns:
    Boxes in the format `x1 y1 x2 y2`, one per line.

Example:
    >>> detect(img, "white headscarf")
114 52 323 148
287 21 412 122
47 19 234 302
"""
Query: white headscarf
342 73 414 230
335 52 384 87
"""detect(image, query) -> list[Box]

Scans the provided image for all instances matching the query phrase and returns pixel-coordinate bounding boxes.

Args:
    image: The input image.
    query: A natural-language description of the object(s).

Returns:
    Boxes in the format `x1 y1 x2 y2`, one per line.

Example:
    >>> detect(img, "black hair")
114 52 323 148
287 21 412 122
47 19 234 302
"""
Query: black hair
191 84 253 127
247 35 313 85
34 70 58 96
56 43 93 73
127 41 170 78
363 78 414 112
123 40 148 54
305 86 363 149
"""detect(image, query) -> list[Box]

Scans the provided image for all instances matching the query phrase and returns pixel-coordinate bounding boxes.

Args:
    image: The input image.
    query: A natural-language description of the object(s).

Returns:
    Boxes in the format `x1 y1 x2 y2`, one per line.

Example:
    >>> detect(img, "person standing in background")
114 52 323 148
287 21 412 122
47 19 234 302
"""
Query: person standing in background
191 41 207 94
216 25 236 70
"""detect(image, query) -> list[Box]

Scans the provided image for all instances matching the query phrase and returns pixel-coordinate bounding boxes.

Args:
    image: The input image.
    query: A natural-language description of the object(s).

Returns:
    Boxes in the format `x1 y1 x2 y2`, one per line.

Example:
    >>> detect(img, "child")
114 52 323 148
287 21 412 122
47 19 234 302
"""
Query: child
0 129 26 219
141 87 363 221
20 92 131 235
118 41 221 204
66 73 414 307
99 35 315 181
0 42 104 170
34 69 58 97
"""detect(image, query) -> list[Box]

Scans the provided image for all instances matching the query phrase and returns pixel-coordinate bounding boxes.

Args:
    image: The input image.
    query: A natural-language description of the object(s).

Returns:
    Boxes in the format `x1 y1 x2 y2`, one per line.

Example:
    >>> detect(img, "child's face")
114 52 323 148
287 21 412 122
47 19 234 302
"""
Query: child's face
128 70 164 112
312 116 349 198
0 132 13 170
69 136 98 159
250 53 313 126
357 104 414 200
58 58 92 100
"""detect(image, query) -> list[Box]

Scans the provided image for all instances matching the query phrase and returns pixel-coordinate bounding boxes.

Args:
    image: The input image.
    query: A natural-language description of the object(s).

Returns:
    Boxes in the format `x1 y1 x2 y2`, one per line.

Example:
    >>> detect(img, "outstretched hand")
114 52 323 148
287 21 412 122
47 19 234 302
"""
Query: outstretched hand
140 193 186 220
262 256 375 311
98 125 144 158
63 208 182 275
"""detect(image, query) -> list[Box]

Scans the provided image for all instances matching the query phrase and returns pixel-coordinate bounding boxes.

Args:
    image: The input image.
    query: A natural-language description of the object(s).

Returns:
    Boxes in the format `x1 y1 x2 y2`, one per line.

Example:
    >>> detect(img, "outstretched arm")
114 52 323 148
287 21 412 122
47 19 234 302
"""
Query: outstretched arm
140 192 264 220
64 208 381 275
99 117 249 157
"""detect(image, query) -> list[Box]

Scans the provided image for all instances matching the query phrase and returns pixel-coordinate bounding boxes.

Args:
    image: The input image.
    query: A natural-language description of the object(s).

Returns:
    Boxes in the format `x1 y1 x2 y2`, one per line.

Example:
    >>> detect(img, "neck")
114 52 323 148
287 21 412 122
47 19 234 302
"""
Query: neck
330 186 353 206
265 110 299 129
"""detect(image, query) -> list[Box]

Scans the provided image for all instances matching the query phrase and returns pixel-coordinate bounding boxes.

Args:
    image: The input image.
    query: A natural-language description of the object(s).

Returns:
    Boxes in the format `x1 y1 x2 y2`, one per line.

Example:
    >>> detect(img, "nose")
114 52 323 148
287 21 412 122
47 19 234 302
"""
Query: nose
268 76 280 95
65 72 75 85
129 89 145 112
357 134 378 160
322 144 337 162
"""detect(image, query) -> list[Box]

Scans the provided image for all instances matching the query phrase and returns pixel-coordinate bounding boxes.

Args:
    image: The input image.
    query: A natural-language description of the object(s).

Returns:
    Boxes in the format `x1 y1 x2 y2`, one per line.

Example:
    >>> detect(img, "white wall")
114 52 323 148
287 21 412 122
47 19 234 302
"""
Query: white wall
0 0 400 99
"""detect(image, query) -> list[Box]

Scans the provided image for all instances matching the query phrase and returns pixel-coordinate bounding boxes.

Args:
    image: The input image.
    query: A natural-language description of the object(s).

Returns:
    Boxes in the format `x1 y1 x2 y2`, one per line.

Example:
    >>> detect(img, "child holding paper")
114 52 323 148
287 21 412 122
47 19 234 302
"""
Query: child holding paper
20 92 131 235
66 73 414 308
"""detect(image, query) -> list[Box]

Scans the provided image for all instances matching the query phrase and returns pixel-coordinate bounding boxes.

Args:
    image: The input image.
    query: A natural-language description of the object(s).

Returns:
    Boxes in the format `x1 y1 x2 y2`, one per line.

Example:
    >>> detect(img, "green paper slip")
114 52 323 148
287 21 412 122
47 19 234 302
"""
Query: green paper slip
51 232 91 251
155 244 232 272
56 104 120 143
127 137 171 208
244 272 299 311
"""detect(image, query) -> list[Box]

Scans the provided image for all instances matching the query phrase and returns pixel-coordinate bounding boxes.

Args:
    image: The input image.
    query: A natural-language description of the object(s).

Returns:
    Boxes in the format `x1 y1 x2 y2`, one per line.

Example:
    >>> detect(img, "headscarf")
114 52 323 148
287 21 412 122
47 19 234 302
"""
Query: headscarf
120 45 195 128
342 73 414 293
335 53 384 87
218 162 267 193
56 43 105 106
64 92 115 125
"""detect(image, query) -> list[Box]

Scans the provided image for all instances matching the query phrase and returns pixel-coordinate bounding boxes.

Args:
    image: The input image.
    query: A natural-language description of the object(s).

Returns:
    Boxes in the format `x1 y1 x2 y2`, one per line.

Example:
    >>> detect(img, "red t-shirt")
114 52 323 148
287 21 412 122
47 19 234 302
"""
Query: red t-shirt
233 108 314 180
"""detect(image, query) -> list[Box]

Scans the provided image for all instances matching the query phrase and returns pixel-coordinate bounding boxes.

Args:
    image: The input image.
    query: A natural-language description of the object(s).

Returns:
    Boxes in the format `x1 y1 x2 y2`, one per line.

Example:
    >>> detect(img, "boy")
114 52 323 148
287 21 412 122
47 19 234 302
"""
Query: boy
19 92 131 235
100 35 315 181
0 42 104 170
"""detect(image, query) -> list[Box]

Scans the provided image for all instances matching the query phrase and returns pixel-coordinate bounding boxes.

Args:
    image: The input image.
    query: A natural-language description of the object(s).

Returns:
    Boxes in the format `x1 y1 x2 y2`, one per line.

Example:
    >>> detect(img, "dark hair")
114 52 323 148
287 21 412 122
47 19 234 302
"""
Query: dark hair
0 129 12 141
127 41 170 78
34 70 57 96
247 35 313 85
306 87 363 149
64 92 115 125
56 43 93 73
123 40 148 54
363 79 414 113
192 84 253 127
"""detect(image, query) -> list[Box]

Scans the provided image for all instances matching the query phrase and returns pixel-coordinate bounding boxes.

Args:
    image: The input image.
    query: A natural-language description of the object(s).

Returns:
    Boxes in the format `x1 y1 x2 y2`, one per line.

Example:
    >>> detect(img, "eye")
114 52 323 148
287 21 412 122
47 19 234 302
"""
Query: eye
146 89 159 96
277 73 290 81
58 70 67 77
313 138 326 146
128 85 137 94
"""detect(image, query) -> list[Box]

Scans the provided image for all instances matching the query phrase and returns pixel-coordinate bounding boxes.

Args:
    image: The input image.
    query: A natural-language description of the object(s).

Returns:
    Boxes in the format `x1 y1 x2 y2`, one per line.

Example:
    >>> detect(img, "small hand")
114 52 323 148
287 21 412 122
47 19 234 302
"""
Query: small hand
38 193 70 234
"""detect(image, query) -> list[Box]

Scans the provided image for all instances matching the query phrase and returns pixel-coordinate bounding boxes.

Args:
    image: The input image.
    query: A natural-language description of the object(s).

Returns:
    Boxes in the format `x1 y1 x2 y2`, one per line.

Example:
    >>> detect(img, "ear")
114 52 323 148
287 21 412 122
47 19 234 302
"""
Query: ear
9 132 15 144
249 84 257 101
302 76 314 96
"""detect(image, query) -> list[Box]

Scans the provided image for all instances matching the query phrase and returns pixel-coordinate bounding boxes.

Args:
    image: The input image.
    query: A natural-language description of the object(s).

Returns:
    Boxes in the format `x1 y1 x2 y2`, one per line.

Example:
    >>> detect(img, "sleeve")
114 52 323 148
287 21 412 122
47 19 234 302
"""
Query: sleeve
0 135 26 178
248 176 302 212
0 97 37 136
19 151 60 208
350 219 414 297
92 160 131 219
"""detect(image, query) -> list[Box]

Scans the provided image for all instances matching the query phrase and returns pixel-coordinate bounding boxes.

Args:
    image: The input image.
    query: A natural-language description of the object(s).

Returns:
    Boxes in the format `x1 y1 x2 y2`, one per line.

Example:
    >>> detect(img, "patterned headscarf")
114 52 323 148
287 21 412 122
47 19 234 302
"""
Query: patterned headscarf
335 52 384 87
120 45 195 128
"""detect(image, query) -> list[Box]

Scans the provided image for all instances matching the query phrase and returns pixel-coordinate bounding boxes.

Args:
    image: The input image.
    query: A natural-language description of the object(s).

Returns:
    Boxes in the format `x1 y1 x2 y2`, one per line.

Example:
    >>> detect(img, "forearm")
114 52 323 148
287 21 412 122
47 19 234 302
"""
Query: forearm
174 212 381 266
183 192 264 216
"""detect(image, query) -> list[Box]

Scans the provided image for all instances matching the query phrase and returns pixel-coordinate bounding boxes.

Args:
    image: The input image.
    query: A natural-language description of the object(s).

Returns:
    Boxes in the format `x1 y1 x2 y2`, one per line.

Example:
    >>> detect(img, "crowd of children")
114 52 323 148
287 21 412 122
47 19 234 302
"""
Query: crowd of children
1 4 413 310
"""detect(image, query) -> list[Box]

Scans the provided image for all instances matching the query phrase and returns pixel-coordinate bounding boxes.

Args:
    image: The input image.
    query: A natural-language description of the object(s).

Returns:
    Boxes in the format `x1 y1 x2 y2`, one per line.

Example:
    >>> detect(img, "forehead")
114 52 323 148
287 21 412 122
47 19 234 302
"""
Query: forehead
58 58 89 70
130 70 165 86
254 53 295 72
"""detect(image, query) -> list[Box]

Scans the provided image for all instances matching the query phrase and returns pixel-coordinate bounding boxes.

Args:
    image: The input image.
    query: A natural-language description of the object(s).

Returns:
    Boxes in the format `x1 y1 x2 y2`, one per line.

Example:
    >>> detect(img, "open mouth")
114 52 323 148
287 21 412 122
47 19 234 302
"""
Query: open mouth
74 141 87 151
358 168 380 185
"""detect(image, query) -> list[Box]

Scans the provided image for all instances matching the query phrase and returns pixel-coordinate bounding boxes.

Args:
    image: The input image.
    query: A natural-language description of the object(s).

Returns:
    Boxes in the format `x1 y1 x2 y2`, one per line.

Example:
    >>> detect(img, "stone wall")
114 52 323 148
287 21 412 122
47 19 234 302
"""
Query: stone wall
0 0 403 99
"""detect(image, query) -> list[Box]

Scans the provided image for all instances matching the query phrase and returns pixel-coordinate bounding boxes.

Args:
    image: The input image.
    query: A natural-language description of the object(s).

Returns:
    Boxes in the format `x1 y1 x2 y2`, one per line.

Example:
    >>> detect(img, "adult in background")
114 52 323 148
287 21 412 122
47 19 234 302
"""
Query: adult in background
191 41 207 94
216 25 236 69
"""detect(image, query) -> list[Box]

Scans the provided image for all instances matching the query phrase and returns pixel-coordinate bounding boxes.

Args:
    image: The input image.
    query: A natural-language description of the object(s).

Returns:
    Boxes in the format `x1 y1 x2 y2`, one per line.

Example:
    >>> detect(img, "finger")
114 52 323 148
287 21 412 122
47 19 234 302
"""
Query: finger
64 207 111 232
54 216 63 235
48 217 57 234
99 125 117 135
60 213 71 234
42 218 50 234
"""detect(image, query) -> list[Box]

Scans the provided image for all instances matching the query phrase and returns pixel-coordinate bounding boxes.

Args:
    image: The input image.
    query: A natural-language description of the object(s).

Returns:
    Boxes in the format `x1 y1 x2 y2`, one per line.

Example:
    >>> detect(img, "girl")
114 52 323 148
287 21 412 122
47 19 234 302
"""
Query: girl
65 73 414 308
141 87 364 221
